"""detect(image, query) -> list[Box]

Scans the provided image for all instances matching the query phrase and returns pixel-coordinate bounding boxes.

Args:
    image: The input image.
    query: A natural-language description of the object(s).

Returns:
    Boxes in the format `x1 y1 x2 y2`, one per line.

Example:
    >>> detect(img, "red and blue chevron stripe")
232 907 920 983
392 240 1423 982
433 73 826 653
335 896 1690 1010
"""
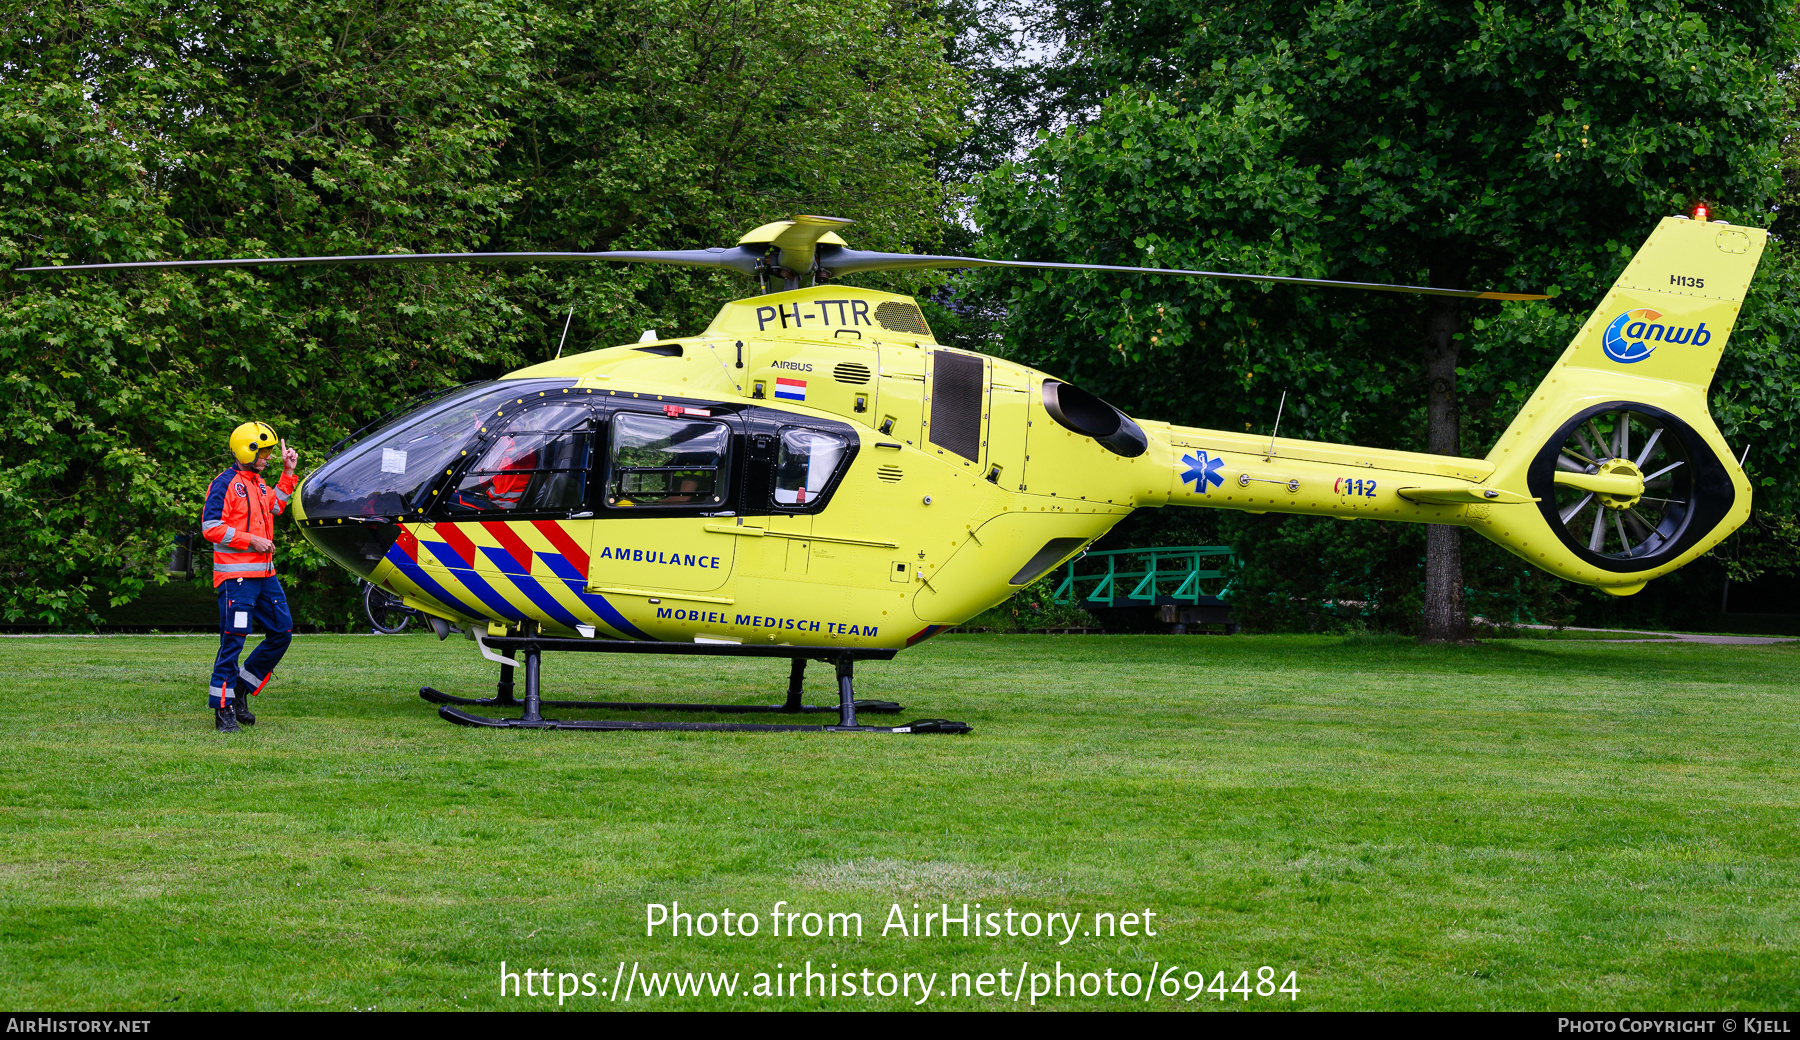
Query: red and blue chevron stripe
380 521 654 640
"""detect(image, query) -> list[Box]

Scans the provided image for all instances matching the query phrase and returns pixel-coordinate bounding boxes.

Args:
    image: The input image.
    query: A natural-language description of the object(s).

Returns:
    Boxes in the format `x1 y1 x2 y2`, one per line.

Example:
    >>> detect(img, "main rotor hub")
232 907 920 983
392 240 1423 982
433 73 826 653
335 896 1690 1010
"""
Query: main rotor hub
738 217 855 290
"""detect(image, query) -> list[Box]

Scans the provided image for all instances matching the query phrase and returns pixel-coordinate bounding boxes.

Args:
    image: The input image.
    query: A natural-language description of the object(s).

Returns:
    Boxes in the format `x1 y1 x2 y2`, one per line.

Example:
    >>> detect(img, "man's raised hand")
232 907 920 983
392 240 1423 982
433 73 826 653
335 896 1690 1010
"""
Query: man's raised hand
281 438 299 475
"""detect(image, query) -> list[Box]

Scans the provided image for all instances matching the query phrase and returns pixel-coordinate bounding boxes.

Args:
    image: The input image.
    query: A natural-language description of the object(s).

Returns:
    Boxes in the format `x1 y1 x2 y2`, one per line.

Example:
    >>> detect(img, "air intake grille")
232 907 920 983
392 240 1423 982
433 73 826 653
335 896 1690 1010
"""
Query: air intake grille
929 351 984 462
877 465 903 483
833 362 872 384
875 302 932 336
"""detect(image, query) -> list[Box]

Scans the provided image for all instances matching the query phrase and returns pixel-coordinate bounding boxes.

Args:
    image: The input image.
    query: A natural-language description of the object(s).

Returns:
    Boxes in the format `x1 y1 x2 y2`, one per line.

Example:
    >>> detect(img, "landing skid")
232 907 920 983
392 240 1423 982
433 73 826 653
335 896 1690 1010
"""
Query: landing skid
419 635 969 735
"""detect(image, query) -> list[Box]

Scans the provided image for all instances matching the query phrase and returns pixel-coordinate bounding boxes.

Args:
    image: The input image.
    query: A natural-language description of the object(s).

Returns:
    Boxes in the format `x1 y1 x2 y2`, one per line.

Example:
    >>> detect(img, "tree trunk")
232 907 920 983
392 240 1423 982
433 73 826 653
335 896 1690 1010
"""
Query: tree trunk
1420 265 1467 643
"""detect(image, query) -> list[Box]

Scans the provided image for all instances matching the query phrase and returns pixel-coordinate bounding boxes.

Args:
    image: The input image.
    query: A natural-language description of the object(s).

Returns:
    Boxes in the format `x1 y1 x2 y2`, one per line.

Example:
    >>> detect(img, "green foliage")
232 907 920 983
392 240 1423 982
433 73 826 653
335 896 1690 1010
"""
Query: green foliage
494 0 965 346
933 0 1104 185
960 577 1099 631
974 87 1363 438
1717 242 1800 511
1716 510 1800 582
0 0 962 627
2 0 537 626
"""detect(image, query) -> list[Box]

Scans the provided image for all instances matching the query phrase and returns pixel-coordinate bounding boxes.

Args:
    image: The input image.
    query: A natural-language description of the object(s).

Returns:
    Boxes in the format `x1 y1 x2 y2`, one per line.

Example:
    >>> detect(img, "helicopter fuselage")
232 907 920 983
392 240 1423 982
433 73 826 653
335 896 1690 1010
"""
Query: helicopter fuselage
294 222 1759 651
290 284 1497 648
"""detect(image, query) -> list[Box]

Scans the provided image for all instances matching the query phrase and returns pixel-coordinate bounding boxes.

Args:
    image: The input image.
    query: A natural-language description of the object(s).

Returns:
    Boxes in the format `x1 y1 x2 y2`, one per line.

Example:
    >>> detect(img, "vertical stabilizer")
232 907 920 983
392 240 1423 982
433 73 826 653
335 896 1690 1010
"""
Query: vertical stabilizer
1476 217 1765 594
1550 216 1763 388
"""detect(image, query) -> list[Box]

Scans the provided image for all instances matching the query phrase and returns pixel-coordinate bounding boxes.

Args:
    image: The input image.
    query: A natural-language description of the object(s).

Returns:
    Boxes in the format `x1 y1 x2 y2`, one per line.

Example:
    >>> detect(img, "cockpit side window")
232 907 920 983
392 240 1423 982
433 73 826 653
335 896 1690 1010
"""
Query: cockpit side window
606 412 730 508
774 428 849 506
446 401 595 515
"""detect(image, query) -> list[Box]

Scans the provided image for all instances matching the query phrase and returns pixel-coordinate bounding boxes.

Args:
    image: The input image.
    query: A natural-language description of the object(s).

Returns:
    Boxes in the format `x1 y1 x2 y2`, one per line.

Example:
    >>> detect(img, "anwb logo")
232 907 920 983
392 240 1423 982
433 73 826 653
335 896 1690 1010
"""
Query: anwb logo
1602 308 1710 364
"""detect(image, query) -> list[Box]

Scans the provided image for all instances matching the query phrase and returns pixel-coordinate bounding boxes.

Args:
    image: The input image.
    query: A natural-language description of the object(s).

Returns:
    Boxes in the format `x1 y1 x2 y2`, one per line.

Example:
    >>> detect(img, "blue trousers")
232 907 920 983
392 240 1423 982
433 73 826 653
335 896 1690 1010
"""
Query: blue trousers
209 576 293 708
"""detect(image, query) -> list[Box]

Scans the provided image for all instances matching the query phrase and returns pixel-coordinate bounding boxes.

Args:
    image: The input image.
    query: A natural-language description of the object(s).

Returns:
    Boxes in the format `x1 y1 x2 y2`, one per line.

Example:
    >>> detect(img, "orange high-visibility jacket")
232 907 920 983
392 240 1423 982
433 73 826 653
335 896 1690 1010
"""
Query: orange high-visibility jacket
201 465 298 586
486 436 538 509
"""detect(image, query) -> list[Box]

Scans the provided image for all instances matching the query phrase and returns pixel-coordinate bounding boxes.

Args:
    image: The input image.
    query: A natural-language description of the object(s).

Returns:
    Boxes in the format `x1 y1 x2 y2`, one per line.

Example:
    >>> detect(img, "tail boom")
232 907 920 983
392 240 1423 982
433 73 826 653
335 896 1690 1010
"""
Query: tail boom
1135 216 1763 596
1144 425 1519 527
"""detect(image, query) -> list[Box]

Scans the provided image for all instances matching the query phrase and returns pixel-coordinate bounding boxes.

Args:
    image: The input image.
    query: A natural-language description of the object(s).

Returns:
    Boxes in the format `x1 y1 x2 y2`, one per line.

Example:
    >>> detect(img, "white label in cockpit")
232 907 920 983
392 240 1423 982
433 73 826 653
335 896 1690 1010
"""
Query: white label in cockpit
381 448 408 474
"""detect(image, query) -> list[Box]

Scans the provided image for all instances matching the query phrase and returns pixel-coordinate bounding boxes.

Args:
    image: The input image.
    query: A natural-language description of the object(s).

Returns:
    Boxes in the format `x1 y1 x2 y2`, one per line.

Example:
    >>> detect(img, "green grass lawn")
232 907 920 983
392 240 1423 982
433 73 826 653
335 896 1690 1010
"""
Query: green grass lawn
2 632 1796 1011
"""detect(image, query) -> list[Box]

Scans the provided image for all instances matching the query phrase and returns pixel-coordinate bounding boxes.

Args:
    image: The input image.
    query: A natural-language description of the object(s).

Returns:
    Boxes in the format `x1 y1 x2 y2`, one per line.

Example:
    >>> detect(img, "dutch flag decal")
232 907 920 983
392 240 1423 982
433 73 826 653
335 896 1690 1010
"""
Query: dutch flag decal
774 376 807 401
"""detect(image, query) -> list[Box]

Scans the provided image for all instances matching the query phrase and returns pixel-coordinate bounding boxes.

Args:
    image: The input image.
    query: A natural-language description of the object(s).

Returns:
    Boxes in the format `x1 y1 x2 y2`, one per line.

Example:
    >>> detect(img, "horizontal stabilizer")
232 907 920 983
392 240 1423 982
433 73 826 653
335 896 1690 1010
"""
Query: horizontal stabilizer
1397 484 1537 505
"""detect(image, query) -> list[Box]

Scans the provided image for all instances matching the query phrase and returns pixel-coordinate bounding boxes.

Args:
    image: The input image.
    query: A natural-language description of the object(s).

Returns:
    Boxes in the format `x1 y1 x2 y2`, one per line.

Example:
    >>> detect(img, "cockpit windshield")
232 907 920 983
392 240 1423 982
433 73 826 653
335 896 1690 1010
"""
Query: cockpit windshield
300 379 575 520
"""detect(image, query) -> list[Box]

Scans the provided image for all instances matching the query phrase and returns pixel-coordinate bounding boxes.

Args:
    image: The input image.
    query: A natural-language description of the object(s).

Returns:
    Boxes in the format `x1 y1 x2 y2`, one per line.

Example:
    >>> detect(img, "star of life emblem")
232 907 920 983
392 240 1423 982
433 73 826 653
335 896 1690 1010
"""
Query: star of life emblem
1181 450 1225 493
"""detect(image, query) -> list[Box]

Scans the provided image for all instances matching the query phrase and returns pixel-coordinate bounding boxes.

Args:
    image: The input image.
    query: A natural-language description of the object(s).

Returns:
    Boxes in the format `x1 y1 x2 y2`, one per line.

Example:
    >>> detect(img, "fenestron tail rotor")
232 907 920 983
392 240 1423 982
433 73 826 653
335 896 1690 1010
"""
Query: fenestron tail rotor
1543 407 1695 561
15 214 1548 300
1519 400 1743 582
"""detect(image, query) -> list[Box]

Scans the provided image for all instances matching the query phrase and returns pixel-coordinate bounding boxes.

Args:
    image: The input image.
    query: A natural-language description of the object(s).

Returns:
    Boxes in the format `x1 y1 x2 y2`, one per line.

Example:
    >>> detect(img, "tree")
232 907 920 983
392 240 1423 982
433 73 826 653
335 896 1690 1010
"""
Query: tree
933 0 1108 187
974 0 1792 636
0 0 963 628
492 0 965 350
2 0 537 627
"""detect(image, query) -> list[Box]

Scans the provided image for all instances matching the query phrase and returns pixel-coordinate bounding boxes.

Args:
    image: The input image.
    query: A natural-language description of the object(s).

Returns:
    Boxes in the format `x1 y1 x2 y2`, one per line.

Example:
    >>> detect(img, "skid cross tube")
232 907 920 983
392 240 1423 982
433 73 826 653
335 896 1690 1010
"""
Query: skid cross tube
420 636 968 734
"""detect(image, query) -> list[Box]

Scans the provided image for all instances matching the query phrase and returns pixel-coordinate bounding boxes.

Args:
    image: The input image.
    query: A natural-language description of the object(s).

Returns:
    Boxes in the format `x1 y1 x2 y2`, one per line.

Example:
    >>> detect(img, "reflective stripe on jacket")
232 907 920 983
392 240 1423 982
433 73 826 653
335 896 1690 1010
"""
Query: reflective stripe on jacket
201 465 298 587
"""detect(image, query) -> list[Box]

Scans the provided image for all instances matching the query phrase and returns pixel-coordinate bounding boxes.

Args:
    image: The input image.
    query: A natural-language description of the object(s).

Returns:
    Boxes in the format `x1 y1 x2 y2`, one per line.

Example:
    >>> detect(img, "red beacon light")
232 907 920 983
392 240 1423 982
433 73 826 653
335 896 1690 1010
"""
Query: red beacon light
1691 202 1711 222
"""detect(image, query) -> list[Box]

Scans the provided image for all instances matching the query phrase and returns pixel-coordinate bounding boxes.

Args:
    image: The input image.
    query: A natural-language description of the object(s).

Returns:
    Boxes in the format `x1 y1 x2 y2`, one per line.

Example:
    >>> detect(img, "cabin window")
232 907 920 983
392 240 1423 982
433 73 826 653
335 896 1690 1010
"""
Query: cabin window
774 428 849 506
447 402 594 514
606 412 729 507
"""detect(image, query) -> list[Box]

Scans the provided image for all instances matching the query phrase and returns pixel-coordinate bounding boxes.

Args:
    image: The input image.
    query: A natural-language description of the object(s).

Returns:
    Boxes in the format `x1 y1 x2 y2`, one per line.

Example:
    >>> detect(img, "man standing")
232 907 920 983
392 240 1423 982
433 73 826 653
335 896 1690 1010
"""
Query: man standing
201 422 300 732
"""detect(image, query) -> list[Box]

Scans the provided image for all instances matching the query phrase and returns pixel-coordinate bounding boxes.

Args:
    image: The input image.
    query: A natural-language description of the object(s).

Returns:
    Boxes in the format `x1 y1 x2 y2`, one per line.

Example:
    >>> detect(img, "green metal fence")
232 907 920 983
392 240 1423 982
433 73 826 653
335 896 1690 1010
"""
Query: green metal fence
1050 545 1235 608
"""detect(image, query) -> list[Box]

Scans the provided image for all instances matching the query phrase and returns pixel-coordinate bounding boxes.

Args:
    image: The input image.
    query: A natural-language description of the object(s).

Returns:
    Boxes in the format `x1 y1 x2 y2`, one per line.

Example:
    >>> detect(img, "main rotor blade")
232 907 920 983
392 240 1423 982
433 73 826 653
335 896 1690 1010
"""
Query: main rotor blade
18 237 1551 301
15 245 767 276
816 246 1548 301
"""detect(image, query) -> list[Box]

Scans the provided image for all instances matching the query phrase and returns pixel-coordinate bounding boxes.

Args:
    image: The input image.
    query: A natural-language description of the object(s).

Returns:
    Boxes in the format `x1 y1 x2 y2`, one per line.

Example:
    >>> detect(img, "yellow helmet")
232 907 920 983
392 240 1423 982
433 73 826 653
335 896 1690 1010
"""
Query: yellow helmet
230 421 280 464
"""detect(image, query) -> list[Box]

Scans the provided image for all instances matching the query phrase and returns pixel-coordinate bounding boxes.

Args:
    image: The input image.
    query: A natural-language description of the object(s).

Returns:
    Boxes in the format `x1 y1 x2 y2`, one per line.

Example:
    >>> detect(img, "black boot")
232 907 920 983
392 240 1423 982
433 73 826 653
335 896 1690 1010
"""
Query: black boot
215 704 241 732
233 684 257 726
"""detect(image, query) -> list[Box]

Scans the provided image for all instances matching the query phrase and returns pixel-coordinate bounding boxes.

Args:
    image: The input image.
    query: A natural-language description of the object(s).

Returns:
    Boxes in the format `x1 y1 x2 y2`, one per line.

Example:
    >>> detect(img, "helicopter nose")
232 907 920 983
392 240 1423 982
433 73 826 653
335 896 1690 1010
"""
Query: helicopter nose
300 517 401 581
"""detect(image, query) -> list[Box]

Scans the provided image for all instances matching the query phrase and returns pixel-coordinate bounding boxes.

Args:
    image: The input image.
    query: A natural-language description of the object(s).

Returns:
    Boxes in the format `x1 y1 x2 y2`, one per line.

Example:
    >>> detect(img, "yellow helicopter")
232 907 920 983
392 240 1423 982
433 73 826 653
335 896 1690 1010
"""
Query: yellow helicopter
22 213 1764 733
